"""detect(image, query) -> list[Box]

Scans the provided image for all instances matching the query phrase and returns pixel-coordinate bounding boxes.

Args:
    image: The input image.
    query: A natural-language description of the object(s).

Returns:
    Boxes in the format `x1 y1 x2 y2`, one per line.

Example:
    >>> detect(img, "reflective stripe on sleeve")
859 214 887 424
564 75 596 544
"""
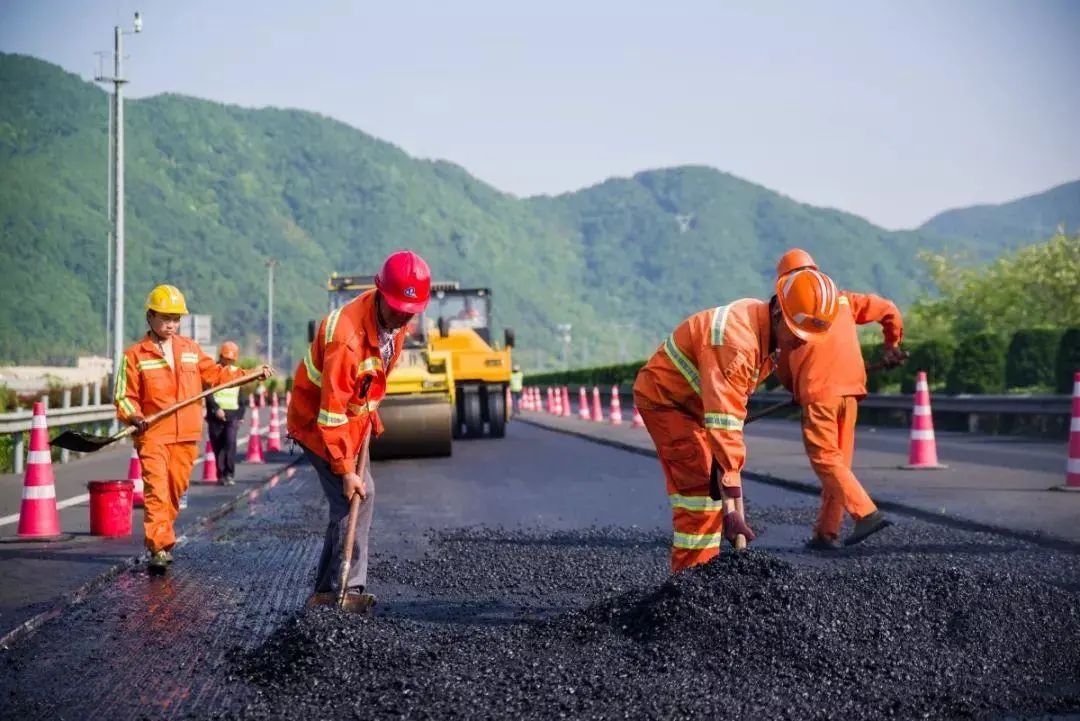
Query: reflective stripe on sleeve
317 409 348 427
704 412 744 431
324 308 344 345
711 304 733 346
304 348 323 388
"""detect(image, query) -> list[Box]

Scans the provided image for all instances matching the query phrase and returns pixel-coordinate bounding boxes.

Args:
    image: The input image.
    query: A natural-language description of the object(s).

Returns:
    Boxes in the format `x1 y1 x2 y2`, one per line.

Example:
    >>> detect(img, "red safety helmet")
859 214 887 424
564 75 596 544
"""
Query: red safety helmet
375 250 431 314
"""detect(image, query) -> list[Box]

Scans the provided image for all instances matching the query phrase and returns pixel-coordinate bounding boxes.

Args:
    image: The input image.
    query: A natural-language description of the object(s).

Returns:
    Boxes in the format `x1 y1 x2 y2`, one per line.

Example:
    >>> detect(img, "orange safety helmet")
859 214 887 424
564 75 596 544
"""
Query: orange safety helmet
219 341 239 361
775 248 818 278
375 250 431 314
775 267 840 341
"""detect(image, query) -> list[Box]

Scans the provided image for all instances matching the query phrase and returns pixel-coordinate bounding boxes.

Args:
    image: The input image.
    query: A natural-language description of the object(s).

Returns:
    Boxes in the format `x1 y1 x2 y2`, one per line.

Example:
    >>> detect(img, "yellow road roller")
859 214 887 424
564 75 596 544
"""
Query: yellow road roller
309 274 456 460
427 286 515 439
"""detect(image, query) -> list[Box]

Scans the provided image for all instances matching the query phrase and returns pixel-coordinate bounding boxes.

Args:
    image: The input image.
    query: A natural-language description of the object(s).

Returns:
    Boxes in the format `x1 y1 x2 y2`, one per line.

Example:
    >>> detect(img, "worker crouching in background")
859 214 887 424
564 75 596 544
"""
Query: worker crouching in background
205 340 246 486
114 285 272 575
633 268 841 572
772 249 905 549
288 250 431 613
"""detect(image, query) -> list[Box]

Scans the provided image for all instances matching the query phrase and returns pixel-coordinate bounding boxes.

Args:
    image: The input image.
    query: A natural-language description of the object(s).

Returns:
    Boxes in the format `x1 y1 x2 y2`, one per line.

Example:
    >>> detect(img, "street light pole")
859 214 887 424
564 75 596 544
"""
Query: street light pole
266 259 277 366
96 12 141 390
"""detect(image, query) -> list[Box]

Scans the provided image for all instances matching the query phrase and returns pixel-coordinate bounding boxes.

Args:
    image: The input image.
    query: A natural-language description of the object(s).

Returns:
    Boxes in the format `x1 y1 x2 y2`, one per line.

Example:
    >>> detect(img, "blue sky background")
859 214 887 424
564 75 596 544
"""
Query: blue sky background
2 0 1077 229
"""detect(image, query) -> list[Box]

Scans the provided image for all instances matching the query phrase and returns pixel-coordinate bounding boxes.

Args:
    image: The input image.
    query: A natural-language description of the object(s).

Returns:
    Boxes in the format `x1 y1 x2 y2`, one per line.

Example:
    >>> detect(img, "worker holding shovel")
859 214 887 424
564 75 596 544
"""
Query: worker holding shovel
288 251 431 613
113 285 273 575
633 266 841 572
772 249 906 549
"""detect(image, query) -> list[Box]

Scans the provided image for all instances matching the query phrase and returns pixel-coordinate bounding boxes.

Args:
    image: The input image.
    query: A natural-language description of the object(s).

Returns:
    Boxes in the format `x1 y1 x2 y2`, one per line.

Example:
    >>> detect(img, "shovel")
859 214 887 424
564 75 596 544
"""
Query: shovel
50 369 265 453
337 418 374 608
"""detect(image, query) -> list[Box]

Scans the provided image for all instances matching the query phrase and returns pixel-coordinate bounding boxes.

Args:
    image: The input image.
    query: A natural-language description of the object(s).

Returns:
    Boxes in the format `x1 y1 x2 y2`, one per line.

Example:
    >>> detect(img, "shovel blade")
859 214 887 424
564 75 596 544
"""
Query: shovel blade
50 430 118 453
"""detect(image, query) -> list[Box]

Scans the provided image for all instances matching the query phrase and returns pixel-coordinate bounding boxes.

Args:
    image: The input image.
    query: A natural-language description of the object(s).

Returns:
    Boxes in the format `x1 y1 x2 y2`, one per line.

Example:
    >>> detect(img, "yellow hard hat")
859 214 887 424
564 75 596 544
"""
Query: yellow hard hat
145 284 189 315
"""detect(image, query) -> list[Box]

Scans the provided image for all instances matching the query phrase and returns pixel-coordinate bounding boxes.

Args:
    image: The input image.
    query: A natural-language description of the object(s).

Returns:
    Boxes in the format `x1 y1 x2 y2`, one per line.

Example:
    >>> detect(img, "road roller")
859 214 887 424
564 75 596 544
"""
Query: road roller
309 274 456 460
427 286 515 440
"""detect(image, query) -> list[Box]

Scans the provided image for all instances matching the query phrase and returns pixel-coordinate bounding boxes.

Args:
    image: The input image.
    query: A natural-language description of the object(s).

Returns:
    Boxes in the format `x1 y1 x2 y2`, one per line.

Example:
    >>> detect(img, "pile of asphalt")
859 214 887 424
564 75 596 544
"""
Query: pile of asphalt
231 524 1080 721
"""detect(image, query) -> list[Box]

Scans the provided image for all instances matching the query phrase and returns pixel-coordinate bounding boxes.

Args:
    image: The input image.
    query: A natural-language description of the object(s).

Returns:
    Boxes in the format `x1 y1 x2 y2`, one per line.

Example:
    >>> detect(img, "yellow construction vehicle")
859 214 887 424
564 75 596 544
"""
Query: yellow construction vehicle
308 274 456 459
427 286 514 439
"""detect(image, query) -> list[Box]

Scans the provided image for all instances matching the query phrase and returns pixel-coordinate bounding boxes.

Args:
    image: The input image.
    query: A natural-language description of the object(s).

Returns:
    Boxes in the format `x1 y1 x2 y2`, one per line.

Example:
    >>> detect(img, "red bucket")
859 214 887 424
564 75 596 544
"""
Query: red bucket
87 480 135 537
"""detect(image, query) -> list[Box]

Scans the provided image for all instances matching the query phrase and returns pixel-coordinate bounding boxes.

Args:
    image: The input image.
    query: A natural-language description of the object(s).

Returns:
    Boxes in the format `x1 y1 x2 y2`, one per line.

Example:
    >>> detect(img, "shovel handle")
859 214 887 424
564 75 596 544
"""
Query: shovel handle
746 358 899 424
142 369 265 427
337 420 374 607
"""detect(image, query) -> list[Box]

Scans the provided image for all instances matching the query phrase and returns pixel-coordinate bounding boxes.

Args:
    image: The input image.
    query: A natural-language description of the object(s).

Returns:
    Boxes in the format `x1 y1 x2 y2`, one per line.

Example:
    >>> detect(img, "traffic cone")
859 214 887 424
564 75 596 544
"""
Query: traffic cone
592 386 604 422
201 439 218 483
553 386 563 416
609 385 624 425
900 371 947 470
16 402 62 539
1057 372 1080 491
266 395 283 452
506 386 514 418
128 448 145 507
562 387 572 417
245 403 265 464
578 387 591 421
631 406 645 428
286 390 292 408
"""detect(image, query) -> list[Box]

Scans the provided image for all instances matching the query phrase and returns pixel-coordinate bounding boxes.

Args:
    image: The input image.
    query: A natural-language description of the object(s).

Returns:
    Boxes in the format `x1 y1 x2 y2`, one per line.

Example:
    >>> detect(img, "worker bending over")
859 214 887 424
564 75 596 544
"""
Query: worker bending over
288 250 431 613
115 285 272 575
205 341 246 486
773 249 904 548
634 267 840 572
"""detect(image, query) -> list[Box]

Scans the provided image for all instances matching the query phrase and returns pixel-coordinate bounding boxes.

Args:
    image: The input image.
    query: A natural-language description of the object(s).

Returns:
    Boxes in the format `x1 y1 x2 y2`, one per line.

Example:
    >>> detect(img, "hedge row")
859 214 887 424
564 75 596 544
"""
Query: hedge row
527 327 1079 396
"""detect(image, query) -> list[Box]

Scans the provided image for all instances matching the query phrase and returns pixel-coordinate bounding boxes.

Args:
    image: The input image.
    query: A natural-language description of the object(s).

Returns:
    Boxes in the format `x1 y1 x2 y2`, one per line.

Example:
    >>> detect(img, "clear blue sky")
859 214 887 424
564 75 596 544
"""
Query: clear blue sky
2 0 1077 229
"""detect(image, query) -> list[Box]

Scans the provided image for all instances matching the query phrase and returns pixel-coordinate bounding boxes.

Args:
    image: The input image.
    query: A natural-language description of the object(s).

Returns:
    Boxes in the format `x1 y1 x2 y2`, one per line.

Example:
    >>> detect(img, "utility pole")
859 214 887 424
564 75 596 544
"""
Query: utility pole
266 259 277 366
95 11 141 387
556 323 572 371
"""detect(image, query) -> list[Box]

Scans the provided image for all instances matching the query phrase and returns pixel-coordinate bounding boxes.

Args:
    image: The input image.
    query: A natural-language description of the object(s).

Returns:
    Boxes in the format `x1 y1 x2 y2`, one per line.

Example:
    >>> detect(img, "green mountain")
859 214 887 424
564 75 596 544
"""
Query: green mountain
919 179 1080 257
0 53 1062 371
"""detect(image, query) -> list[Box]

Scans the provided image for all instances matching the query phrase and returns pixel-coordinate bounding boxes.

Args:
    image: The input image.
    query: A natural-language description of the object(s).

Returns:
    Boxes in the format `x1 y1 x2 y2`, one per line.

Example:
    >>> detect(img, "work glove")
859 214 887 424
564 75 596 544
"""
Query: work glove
882 346 909 369
129 416 149 435
259 364 275 380
723 512 756 544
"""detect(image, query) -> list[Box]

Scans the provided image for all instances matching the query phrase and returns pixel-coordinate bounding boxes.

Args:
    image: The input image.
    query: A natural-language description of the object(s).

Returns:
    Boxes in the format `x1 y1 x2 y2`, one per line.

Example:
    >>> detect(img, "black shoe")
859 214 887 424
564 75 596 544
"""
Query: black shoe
844 511 892 546
219 475 235 486
148 551 169 575
805 535 841 551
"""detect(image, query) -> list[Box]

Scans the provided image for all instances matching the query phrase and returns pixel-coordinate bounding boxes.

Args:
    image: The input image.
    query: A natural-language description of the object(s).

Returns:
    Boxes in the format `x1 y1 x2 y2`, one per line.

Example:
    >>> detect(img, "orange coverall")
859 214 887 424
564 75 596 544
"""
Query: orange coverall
115 334 245 553
633 299 773 571
776 291 903 540
287 289 404 474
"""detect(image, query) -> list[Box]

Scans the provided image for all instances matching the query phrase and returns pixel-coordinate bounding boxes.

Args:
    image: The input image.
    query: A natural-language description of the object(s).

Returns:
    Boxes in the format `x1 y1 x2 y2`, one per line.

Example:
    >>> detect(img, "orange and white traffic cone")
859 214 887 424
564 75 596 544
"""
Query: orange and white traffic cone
578 387 591 421
901 371 947 470
1058 372 1080 491
631 406 645 428
562 387 572 418
201 439 218 483
16 402 63 539
592 386 604 422
127 448 145 507
553 386 563 416
609 385 624 425
266 394 283 452
245 402 265 464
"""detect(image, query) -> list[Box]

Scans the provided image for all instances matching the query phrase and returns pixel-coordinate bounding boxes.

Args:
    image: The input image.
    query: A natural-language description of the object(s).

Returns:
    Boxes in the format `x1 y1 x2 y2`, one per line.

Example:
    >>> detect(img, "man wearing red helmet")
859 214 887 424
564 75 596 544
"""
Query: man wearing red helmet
287 250 431 612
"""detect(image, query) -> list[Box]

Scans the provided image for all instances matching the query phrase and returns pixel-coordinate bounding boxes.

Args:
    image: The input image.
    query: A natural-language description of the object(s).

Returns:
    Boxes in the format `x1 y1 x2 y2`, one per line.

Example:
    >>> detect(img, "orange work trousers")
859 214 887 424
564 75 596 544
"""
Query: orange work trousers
801 396 878 539
136 438 199 553
637 403 727 573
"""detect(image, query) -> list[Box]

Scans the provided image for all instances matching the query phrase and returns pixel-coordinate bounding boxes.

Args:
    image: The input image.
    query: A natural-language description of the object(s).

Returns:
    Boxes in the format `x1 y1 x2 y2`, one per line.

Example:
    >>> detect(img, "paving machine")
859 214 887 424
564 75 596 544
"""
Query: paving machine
309 274 456 459
427 286 514 439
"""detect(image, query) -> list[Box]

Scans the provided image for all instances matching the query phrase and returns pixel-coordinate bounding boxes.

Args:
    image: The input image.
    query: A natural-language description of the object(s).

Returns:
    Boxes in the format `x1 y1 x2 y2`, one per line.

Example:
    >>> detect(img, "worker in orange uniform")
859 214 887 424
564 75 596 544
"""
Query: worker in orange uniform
114 285 272 575
634 268 841 572
288 250 430 613
772 249 906 549
205 341 246 486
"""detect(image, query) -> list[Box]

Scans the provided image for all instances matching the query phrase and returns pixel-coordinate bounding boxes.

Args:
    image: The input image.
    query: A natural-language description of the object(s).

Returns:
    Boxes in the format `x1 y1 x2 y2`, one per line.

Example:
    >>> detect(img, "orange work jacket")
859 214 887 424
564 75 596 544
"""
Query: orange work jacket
634 299 774 493
776 291 903 406
287 289 404 475
114 334 245 444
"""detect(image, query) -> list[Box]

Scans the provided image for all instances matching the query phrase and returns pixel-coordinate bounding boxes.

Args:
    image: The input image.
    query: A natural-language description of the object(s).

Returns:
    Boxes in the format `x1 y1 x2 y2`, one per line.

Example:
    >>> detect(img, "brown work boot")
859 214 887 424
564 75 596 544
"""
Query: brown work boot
341 591 377 615
305 591 337 608
844 511 892 546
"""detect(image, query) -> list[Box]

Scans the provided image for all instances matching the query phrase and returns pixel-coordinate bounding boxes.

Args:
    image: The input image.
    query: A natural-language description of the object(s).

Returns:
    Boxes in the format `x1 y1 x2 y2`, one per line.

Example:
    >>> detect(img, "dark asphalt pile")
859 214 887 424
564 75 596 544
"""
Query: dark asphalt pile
230 526 1080 721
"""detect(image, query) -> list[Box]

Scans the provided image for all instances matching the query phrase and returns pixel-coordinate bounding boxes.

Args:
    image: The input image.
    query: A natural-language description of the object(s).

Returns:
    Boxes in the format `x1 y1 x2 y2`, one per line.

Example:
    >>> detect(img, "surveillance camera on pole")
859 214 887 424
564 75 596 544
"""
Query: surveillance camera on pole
134 12 142 33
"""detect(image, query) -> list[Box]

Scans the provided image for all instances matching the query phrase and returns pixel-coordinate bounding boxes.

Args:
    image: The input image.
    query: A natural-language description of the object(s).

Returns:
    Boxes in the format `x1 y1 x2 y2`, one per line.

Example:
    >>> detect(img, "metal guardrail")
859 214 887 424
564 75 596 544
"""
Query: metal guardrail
1 383 115 474
544 384 1072 422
